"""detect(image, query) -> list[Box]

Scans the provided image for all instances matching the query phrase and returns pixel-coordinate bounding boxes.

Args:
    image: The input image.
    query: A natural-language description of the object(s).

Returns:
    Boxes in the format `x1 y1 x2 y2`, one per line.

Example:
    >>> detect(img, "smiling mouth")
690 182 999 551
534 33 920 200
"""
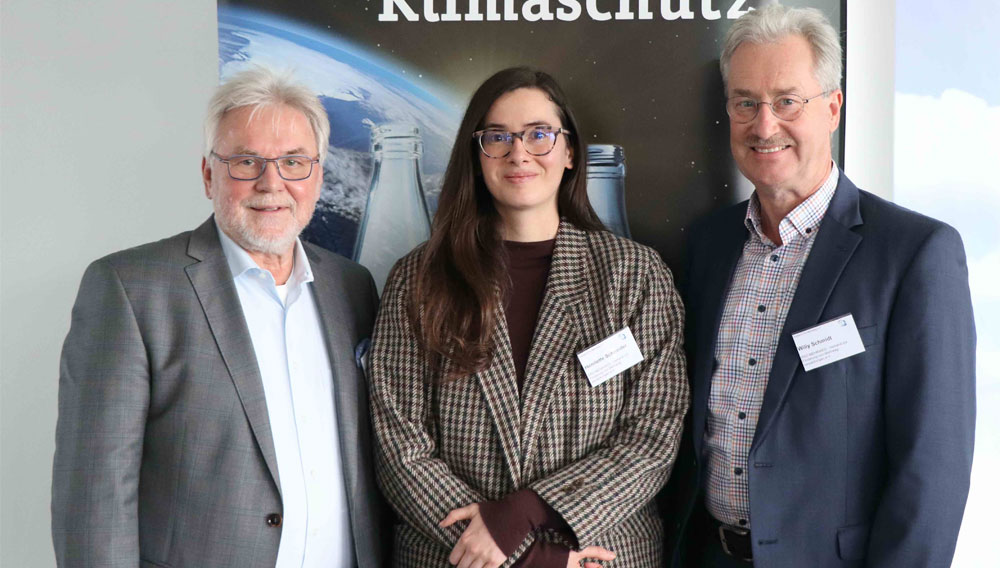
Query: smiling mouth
249 205 289 213
753 145 791 154
505 172 537 182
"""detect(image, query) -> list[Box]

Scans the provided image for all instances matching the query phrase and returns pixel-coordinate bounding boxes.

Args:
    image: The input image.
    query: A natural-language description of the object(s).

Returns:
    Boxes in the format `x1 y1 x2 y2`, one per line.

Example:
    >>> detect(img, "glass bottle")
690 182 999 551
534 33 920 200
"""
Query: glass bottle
354 123 431 293
586 144 631 238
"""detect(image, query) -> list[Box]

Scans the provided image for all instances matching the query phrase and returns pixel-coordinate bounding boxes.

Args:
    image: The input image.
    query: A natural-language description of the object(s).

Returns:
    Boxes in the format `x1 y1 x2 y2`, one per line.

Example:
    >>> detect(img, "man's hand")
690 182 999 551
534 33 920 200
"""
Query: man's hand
440 503 507 568
568 545 616 568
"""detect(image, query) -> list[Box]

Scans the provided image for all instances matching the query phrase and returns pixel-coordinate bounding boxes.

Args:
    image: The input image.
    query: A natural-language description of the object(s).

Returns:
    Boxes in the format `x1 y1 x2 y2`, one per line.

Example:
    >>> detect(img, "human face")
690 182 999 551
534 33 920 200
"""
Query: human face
202 104 321 259
478 88 573 225
727 35 843 197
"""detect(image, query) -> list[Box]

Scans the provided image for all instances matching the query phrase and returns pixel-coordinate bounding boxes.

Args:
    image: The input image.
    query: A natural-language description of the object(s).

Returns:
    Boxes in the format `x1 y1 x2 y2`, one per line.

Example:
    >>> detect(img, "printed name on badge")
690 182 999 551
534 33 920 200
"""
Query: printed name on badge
576 326 644 387
791 313 866 372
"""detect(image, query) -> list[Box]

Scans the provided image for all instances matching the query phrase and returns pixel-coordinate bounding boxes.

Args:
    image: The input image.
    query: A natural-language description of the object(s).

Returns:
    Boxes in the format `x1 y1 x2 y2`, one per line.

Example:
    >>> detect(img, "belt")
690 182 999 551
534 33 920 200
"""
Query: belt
709 516 753 562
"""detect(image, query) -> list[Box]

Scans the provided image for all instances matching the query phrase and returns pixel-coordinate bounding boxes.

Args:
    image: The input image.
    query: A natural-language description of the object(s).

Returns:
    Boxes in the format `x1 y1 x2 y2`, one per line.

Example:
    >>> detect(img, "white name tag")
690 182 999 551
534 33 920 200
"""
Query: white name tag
576 326 644 387
791 313 866 372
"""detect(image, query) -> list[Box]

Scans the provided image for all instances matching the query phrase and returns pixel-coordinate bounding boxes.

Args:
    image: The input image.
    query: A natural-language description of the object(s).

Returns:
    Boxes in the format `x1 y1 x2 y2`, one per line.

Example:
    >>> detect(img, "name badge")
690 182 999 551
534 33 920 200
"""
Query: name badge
791 314 865 372
576 326 644 387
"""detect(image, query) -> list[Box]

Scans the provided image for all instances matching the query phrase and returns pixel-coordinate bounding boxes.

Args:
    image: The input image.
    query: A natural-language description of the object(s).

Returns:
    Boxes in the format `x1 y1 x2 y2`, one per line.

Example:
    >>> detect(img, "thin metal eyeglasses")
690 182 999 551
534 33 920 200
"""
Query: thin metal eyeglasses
725 92 830 124
473 126 572 158
210 151 319 181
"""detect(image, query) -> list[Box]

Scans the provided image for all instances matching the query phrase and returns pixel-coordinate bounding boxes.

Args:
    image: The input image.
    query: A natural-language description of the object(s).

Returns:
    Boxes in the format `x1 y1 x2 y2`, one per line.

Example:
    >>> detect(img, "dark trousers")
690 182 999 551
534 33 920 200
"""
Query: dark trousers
681 502 754 568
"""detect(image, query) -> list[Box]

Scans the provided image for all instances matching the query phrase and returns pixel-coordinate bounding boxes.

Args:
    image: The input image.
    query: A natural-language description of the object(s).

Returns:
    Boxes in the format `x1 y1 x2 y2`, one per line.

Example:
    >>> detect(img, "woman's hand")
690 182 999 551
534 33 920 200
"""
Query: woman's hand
440 503 507 568
568 545 616 568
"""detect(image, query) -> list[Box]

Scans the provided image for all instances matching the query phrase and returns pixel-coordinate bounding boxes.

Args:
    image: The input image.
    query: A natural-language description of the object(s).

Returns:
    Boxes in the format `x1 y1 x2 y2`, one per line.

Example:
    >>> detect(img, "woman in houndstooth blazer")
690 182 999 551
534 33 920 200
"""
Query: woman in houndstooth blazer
369 67 689 567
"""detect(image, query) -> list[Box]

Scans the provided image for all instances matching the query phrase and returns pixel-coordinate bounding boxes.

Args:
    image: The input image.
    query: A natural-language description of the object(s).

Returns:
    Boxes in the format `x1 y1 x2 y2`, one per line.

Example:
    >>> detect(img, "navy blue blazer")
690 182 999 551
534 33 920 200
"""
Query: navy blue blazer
664 172 976 567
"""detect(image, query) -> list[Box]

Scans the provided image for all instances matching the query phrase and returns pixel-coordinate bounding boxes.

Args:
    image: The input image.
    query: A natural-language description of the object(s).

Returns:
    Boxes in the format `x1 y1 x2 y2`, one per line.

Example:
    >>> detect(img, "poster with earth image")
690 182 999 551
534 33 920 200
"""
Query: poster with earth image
216 0 843 291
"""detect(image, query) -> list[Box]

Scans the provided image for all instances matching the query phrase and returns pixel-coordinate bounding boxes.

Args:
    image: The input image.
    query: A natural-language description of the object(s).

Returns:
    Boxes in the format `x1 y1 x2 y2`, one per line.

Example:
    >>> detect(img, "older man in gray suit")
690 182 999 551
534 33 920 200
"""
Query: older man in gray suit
52 67 387 567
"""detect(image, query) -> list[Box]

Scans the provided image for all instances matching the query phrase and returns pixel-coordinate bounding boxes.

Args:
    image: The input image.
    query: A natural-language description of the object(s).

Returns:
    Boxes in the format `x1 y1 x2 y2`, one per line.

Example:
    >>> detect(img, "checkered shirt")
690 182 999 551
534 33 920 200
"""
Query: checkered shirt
704 166 839 528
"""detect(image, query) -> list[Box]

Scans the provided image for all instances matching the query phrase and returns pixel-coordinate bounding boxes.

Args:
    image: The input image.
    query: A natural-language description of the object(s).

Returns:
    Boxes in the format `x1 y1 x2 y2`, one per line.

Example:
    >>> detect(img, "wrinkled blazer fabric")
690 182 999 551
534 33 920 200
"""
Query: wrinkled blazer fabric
663 173 976 567
370 222 690 567
52 216 389 568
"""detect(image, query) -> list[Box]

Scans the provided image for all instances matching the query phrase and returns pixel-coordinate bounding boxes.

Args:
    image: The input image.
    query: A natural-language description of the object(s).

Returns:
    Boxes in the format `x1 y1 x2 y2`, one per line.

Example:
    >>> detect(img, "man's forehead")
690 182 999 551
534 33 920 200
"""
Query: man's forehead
217 104 316 151
224 104 307 130
229 144 312 156
727 37 819 94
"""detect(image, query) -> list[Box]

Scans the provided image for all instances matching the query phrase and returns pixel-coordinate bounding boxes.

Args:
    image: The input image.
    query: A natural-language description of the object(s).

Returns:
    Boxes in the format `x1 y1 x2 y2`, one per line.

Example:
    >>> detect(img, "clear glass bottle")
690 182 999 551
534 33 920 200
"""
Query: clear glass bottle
586 144 631 238
354 123 431 293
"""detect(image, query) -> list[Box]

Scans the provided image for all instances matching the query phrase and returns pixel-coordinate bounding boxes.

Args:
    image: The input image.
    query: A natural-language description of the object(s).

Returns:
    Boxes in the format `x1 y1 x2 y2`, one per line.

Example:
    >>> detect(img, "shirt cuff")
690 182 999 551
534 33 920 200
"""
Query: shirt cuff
479 489 568 556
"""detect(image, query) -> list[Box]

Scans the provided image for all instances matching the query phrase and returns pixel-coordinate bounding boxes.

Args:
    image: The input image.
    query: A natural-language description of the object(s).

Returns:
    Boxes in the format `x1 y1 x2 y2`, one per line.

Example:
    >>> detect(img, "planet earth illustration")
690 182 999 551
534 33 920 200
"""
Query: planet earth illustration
218 6 461 257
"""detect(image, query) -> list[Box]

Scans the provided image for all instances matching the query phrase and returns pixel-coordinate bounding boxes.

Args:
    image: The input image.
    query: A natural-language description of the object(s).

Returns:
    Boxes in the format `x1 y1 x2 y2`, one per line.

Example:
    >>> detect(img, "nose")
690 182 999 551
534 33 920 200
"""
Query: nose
506 135 530 162
749 102 781 139
254 160 284 191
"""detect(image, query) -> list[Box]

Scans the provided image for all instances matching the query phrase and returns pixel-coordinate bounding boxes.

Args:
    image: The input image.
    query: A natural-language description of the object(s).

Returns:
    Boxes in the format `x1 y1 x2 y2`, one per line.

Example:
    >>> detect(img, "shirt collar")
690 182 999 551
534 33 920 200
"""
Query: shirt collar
745 163 839 246
216 226 314 288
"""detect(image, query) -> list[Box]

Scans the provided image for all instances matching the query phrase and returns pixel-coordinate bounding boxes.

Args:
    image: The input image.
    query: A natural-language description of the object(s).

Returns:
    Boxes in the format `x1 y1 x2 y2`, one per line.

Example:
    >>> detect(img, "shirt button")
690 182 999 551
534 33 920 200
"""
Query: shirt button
771 255 779 262
748 358 757 366
739 519 748 526
757 305 766 313
734 467 743 476
738 412 746 420
806 227 813 234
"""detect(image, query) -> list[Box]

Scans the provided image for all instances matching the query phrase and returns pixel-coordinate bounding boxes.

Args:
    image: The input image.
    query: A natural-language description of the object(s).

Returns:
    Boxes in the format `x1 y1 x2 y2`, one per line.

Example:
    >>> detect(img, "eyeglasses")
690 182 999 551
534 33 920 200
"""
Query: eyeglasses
211 151 319 181
725 92 829 124
473 126 571 158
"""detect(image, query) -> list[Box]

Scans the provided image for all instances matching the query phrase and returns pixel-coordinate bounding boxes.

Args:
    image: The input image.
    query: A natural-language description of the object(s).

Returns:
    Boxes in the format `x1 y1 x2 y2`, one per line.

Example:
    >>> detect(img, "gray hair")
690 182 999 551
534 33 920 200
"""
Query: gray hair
204 66 330 162
720 4 843 94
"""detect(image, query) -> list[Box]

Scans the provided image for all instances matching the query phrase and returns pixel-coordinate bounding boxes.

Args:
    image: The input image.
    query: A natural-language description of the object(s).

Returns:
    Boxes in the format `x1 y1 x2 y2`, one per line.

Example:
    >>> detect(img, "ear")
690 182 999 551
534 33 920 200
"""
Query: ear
827 89 844 133
564 141 574 170
202 156 213 199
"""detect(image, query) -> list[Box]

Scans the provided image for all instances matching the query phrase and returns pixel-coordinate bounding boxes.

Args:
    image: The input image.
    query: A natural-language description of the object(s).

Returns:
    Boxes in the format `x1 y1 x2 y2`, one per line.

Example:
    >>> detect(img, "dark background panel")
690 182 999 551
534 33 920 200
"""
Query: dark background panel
220 0 842 272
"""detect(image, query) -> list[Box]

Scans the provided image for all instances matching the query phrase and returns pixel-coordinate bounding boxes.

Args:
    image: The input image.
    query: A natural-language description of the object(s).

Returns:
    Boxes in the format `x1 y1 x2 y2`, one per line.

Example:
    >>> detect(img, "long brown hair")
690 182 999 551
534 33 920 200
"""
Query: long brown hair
408 67 604 379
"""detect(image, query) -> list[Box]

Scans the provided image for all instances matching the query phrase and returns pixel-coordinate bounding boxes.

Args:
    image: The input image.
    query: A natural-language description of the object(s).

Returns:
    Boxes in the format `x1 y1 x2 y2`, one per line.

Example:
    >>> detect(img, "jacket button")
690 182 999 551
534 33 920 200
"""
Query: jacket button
266 513 282 527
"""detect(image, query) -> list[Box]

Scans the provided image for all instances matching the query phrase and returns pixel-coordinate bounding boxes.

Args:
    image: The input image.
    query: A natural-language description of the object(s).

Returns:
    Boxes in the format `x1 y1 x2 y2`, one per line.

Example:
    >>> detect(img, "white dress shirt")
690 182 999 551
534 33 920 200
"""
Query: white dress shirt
218 228 355 567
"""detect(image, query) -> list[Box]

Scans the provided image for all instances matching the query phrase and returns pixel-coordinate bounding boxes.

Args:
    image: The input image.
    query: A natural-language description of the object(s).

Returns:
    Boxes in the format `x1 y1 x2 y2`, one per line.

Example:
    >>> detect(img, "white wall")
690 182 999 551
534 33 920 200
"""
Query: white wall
0 1 217 563
0 0 894 564
845 0 896 198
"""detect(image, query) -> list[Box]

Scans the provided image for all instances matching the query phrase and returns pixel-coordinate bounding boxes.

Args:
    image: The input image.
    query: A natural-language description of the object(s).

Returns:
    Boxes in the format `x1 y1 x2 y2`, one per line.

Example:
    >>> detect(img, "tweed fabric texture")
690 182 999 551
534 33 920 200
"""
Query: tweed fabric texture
370 222 689 566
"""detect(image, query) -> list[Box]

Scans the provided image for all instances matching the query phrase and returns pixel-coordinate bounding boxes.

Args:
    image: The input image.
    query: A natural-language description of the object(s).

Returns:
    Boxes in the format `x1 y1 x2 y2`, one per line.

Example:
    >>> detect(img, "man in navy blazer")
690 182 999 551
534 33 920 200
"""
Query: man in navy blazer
663 5 976 567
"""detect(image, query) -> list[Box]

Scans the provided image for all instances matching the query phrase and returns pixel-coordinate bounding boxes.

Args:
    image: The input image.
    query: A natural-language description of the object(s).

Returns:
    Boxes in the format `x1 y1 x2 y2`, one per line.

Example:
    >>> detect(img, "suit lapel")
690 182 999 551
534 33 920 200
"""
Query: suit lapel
476 313 523 487
185 217 281 492
691 209 748 457
306 246 365 507
753 175 864 448
520 223 587 473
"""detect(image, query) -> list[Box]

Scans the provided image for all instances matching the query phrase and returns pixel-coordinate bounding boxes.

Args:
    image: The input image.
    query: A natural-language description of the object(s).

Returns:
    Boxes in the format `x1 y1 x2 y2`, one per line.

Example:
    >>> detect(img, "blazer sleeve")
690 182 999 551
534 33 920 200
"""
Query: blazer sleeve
530 250 691 546
867 223 976 566
52 258 150 566
368 260 486 550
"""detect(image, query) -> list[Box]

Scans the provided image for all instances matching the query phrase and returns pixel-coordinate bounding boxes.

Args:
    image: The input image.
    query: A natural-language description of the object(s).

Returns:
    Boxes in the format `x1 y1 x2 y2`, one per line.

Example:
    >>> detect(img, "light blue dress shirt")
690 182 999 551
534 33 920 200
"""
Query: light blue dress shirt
218 228 355 567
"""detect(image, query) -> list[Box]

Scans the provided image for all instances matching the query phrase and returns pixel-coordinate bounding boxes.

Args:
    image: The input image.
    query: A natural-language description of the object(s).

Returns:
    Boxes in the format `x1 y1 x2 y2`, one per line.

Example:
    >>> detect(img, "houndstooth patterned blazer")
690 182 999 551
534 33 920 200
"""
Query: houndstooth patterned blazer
369 222 689 567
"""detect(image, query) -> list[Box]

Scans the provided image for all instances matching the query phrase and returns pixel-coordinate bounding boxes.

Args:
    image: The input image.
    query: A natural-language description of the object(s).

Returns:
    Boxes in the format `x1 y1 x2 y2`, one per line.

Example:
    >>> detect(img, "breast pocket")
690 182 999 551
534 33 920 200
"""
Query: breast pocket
857 324 879 348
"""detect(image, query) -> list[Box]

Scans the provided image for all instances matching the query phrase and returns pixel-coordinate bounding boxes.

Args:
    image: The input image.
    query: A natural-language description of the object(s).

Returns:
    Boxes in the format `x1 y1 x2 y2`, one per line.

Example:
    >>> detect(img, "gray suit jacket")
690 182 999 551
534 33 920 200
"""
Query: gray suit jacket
52 216 388 568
